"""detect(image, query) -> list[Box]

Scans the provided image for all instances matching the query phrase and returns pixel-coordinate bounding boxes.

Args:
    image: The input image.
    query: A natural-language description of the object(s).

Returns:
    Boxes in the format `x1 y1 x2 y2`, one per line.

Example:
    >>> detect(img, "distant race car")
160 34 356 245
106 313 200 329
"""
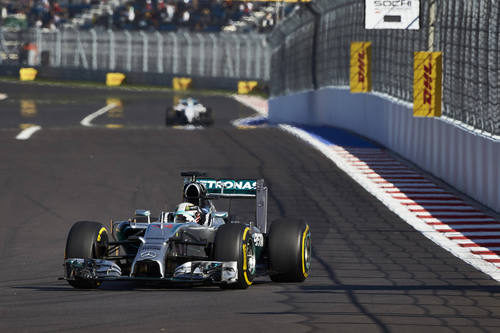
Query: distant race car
63 172 311 289
165 98 213 126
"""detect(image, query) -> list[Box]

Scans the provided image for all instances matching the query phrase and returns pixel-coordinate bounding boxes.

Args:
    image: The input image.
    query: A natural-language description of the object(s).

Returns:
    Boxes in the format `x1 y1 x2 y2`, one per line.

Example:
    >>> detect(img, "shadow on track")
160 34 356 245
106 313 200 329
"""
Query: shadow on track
12 280 270 292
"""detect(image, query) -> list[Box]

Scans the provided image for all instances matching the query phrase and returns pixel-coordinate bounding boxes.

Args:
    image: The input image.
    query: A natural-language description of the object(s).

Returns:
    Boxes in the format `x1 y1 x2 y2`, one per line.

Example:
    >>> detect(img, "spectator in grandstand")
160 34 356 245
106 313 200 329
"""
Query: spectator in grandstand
0 0 286 33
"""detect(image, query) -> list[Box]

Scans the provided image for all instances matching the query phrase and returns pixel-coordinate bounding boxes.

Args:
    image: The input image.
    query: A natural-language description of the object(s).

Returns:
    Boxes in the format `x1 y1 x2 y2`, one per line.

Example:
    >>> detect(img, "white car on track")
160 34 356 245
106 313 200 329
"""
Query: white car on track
166 98 213 126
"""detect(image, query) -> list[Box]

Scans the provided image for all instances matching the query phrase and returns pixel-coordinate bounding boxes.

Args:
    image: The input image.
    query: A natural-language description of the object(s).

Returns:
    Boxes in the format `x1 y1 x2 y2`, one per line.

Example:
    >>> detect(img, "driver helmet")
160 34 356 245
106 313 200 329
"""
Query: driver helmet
173 202 201 223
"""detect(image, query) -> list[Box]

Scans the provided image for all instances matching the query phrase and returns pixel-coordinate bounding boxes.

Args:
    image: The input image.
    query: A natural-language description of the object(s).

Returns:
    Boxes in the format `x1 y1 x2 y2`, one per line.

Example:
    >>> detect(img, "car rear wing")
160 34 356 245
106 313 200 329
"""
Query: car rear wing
196 178 268 233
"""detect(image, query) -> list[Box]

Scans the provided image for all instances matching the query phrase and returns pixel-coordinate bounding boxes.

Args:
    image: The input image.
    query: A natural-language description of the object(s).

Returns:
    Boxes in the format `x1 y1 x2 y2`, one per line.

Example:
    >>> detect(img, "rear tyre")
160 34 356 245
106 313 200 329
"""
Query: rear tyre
65 221 109 289
214 223 255 289
268 219 311 282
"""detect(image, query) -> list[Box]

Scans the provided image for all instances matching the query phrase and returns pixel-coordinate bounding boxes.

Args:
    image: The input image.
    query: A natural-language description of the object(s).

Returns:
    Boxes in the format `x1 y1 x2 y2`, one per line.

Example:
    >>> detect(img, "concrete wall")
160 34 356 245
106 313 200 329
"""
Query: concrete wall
269 87 500 212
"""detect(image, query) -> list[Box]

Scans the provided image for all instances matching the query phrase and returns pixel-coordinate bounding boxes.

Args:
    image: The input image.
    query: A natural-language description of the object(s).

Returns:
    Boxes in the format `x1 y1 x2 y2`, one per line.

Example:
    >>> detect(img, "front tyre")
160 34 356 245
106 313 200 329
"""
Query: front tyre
268 219 311 282
165 107 182 126
65 221 109 289
214 223 255 289
200 108 214 126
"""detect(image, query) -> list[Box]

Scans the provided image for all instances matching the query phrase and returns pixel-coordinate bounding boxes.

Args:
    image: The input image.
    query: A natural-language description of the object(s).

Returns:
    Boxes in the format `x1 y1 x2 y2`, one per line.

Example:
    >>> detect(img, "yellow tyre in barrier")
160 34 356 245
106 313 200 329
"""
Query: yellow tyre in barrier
19 68 38 81
173 77 192 91
238 81 258 94
106 73 126 87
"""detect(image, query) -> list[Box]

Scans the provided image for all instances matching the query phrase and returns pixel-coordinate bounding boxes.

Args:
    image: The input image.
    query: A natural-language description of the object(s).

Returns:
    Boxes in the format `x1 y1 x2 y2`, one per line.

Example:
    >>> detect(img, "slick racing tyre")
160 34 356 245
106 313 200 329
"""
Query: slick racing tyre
65 221 109 289
214 223 255 289
165 107 182 126
268 219 311 282
199 108 214 126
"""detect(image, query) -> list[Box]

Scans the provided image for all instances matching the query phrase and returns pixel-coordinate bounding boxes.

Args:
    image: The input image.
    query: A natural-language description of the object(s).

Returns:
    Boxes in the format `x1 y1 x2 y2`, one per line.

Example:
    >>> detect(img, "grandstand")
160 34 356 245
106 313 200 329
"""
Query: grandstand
0 0 295 32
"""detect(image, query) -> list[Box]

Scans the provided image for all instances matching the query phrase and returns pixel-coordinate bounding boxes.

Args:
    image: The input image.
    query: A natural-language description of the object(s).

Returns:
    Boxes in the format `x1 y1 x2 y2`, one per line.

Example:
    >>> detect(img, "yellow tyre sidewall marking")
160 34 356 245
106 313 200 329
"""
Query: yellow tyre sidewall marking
242 227 252 286
301 225 310 278
97 227 107 242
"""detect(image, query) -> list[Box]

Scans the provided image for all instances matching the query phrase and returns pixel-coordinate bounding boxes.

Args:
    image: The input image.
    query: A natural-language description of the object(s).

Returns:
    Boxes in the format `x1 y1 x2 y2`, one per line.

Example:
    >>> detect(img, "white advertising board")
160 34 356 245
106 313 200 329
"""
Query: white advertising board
365 0 420 30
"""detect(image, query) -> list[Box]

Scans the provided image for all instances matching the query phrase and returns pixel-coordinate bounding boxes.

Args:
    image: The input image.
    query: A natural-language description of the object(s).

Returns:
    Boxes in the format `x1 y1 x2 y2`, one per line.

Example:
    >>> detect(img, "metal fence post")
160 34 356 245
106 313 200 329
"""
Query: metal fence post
232 34 240 78
140 31 148 72
209 34 217 77
305 3 321 90
183 32 192 75
224 36 235 77
73 29 80 67
124 31 132 72
198 33 205 76
55 29 62 67
36 29 42 66
245 35 252 79
90 29 97 70
263 39 270 81
255 37 262 79
0 28 3 65
156 31 163 73
428 0 437 51
108 30 115 70
170 33 179 75
76 30 88 69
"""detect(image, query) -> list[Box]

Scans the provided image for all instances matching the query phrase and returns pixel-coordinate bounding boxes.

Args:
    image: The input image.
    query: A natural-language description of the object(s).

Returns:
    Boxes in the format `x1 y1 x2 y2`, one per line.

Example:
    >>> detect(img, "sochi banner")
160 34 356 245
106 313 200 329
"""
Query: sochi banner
365 0 420 30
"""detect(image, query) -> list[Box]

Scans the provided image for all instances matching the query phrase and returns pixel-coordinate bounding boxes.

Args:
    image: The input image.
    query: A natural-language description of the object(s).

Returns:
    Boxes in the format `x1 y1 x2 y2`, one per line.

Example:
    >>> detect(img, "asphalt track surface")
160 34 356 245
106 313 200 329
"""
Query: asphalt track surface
1 80 500 332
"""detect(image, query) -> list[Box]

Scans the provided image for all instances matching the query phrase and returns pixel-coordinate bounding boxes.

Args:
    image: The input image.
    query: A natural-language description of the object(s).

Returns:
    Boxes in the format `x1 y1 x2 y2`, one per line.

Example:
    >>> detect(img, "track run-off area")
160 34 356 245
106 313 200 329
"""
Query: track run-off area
1 80 500 332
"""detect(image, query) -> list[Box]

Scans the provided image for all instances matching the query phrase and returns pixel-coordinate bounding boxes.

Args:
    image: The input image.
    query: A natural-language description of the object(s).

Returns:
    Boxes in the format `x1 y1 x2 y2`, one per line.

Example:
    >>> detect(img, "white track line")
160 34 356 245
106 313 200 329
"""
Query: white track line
16 125 42 140
80 103 117 127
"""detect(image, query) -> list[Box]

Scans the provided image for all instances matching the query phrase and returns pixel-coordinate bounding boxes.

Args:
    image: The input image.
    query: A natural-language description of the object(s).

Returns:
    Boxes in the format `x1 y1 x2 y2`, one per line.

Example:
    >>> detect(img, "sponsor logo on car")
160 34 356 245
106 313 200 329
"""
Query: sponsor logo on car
199 179 256 191
140 251 157 259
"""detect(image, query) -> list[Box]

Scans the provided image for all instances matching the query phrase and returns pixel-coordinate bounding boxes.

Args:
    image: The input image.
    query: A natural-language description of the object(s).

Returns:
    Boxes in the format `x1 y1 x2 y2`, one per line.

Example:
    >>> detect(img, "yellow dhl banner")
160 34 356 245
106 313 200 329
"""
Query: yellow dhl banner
350 42 372 93
413 52 442 117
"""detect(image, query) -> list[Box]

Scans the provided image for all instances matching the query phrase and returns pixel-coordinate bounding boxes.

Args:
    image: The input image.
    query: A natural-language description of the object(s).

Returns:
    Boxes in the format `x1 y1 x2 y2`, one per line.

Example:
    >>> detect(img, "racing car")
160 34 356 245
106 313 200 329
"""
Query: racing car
165 98 213 126
63 172 311 289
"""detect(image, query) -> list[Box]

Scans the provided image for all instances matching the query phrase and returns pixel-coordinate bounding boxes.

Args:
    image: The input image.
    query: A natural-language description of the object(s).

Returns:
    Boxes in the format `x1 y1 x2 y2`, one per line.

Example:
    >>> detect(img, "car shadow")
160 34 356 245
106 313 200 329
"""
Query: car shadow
11 279 270 292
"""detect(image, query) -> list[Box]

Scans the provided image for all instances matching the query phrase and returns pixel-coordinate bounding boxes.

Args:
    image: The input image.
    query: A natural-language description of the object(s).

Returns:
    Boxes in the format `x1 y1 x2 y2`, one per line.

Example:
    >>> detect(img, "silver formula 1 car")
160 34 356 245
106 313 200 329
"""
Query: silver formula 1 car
165 98 213 126
63 172 311 289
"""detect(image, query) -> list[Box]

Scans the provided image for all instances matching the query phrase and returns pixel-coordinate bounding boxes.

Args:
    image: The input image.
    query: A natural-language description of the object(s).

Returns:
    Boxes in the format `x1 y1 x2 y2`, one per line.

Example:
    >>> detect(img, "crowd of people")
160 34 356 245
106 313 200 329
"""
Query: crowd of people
93 0 280 33
0 0 292 33
0 0 96 30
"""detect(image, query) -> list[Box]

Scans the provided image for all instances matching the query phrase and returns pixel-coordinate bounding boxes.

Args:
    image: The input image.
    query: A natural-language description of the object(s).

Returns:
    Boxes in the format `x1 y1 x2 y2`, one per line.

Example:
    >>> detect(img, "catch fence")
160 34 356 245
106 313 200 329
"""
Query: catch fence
269 0 499 136
0 28 270 81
